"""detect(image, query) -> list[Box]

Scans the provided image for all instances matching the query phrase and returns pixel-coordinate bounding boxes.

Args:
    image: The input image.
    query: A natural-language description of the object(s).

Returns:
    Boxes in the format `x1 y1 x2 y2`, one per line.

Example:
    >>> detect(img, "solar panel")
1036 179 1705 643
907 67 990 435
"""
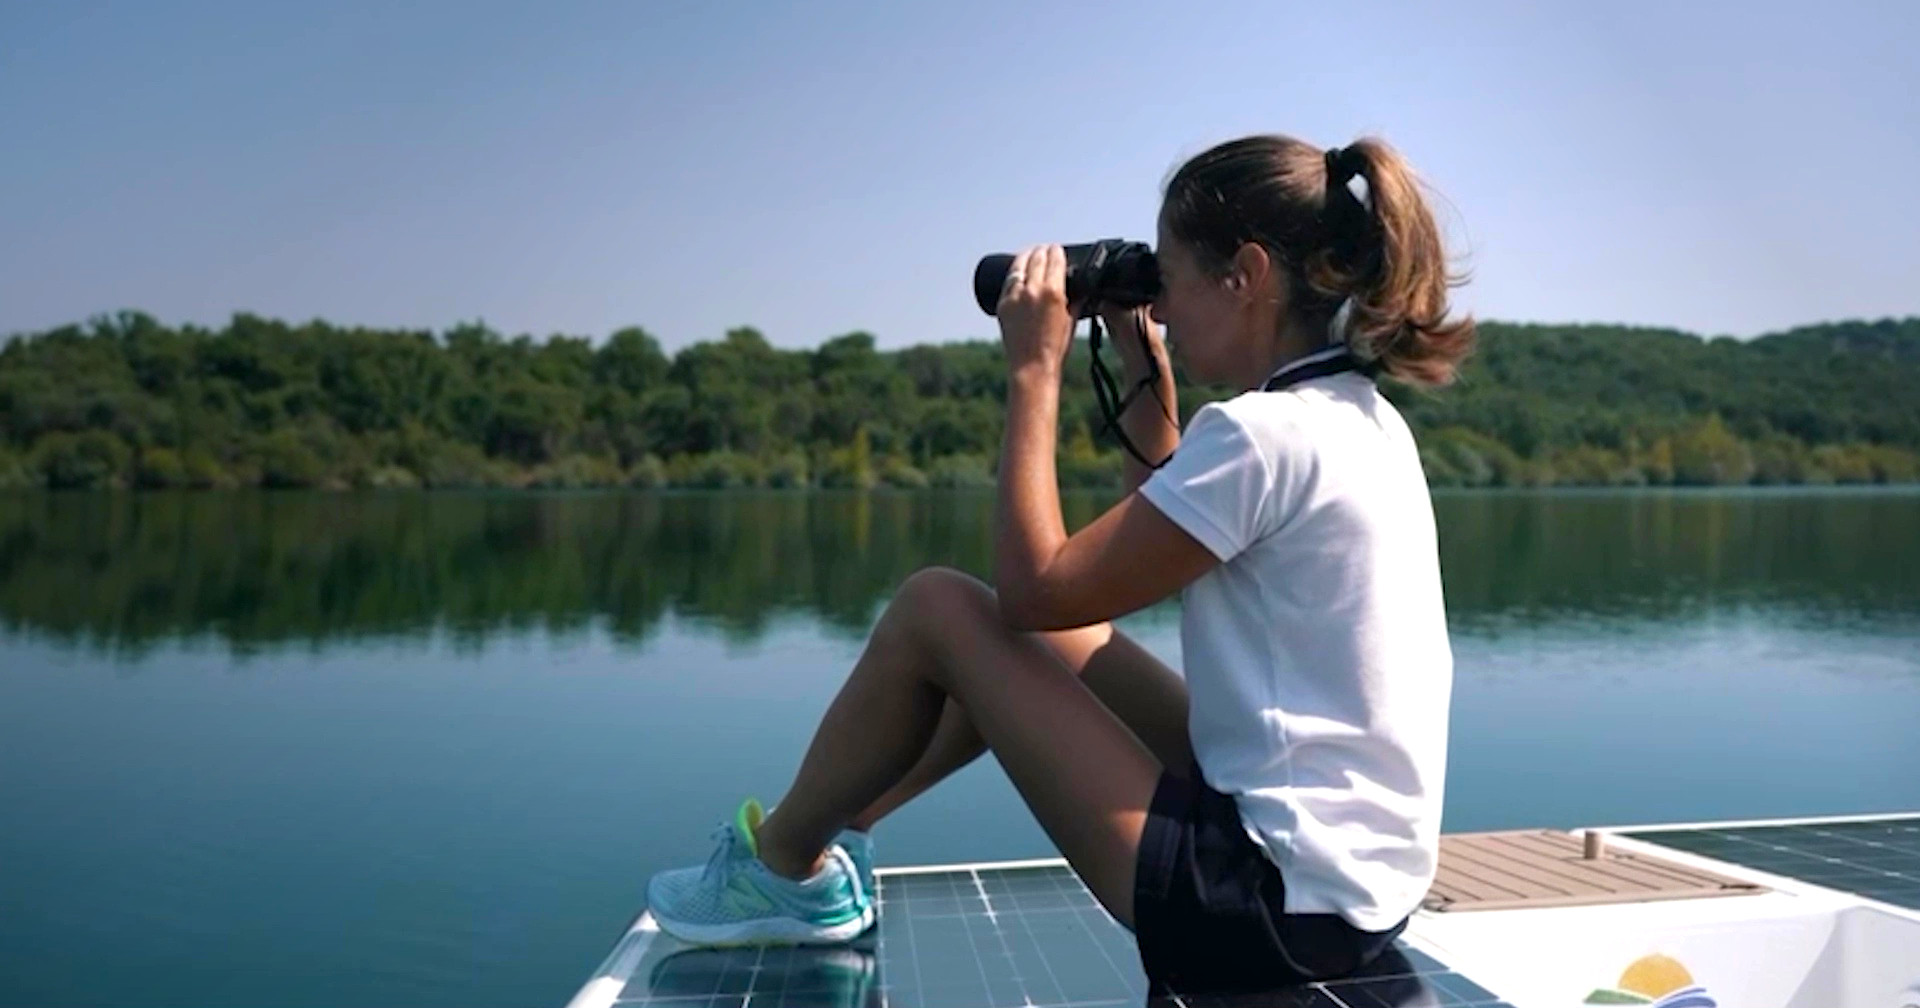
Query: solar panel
589 862 1516 1008
1628 815 1920 913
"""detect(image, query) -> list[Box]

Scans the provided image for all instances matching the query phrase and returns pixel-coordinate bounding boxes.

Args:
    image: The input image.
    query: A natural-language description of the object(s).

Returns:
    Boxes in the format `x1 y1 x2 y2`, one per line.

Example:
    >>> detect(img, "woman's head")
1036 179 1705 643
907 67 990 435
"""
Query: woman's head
1151 134 1474 387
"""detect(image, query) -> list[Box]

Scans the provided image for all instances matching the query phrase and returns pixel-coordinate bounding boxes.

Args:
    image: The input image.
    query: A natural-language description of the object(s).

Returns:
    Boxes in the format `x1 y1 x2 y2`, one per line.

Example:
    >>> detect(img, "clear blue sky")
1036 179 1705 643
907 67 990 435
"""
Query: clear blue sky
3 1 1915 351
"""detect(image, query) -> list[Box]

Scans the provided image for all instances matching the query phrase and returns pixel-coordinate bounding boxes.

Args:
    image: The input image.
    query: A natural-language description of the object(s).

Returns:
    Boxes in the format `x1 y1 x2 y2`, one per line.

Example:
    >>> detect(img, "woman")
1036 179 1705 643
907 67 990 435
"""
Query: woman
646 132 1473 992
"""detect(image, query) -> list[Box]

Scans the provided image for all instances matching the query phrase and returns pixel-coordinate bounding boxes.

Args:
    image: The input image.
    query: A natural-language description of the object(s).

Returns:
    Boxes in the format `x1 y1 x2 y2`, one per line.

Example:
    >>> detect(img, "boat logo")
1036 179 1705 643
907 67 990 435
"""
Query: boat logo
1583 954 1715 1008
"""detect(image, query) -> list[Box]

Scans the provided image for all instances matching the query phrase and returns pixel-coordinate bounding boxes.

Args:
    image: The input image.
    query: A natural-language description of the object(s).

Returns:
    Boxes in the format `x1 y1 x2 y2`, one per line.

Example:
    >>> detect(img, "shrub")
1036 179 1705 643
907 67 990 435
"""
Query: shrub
412 440 511 488
33 431 132 489
1811 444 1874 484
0 446 40 489
1670 415 1753 486
252 430 327 489
667 452 763 489
1863 444 1920 483
627 454 668 489
1425 427 1525 487
180 449 236 489
764 451 810 489
926 453 994 489
1419 444 1463 487
529 454 625 489
135 447 190 488
1751 436 1815 485
362 465 423 490
1547 446 1640 487
815 428 876 490
878 457 929 489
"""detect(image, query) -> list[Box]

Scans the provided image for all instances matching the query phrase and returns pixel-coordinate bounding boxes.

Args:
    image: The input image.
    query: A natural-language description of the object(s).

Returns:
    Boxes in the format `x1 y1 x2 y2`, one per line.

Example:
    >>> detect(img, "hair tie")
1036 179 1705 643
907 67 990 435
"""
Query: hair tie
1322 143 1377 274
1324 145 1370 208
1324 146 1358 185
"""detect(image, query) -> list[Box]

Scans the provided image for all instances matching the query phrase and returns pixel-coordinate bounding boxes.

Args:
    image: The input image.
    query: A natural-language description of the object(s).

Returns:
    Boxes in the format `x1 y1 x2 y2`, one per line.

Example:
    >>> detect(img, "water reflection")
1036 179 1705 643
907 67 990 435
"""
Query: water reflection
642 944 880 1007
0 489 1915 654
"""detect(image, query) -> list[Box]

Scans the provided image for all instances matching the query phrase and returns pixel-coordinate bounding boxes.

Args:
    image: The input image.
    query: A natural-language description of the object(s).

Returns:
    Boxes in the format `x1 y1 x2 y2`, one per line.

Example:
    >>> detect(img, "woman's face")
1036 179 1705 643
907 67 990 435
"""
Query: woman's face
1151 212 1247 385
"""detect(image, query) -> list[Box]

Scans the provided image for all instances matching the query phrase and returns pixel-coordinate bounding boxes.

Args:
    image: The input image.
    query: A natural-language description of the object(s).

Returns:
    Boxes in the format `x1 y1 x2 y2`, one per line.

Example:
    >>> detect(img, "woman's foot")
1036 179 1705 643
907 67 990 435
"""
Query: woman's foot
647 799 872 947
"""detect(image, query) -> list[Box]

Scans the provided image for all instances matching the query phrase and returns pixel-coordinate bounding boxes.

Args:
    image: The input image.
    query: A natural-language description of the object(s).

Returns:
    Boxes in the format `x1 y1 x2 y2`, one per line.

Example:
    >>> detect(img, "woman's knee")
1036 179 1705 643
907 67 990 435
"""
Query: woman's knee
892 566 996 628
887 567 1017 680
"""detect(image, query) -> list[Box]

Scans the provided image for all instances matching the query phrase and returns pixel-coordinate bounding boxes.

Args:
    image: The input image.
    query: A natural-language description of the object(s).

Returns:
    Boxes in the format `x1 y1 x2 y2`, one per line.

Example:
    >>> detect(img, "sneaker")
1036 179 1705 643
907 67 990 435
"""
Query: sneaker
763 803 879 929
647 798 872 947
836 828 877 913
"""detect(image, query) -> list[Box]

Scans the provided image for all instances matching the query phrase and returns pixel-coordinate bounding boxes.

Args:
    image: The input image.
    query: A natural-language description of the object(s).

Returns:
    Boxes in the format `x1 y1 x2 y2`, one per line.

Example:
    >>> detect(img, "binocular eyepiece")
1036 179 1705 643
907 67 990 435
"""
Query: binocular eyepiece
973 239 1160 318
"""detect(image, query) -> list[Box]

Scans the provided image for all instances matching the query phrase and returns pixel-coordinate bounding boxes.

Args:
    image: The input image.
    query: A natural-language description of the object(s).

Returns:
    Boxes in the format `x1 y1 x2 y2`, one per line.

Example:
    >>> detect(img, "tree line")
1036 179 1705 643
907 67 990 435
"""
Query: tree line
1 311 1916 491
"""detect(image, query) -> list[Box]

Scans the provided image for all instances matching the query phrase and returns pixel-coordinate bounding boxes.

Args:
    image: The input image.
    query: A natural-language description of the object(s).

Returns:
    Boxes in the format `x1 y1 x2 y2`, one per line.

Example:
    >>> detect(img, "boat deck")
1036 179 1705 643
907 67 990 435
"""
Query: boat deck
1422 829 1768 912
567 814 1920 1008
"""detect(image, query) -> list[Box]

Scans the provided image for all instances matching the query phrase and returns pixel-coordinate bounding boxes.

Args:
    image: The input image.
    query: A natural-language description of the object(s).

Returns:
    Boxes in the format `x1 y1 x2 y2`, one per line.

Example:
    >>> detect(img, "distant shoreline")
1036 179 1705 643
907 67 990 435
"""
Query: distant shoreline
4 312 1916 492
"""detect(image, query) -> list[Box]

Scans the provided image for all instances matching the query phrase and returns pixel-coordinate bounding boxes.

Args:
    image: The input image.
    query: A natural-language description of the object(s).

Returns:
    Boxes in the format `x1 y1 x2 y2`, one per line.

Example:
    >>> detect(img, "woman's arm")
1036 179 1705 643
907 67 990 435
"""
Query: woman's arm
993 246 1215 632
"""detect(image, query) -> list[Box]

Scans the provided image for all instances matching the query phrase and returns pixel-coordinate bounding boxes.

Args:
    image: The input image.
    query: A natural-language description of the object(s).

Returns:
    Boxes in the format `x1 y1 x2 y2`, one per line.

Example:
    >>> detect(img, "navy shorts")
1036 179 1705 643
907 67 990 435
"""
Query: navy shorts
1131 763 1408 994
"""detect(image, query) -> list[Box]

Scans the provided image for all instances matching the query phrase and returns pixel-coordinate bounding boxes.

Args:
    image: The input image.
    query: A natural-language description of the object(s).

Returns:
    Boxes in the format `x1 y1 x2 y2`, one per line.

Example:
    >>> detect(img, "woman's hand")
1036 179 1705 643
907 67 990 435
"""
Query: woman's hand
1098 301 1167 379
996 245 1074 375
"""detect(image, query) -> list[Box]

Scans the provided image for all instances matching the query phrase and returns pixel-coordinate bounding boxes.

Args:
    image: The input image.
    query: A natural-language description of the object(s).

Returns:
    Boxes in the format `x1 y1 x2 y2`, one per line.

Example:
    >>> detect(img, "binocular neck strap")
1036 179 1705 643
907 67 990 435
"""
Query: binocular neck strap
1087 314 1176 472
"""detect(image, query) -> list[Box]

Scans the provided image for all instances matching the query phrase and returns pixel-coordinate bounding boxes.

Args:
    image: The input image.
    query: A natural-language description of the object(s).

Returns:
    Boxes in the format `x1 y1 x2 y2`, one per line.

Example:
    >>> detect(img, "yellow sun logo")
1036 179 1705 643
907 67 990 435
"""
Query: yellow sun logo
1584 955 1717 1008
1619 955 1692 999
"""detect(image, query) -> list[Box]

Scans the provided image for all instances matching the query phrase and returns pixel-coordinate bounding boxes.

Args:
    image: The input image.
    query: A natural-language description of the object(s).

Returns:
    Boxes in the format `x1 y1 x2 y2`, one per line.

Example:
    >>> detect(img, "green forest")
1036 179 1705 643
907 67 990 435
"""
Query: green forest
1 311 1916 491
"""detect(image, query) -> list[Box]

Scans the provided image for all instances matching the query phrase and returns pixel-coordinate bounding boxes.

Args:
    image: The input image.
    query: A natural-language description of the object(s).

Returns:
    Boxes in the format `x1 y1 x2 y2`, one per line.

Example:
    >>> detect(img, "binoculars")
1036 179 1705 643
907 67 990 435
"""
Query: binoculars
972 239 1160 319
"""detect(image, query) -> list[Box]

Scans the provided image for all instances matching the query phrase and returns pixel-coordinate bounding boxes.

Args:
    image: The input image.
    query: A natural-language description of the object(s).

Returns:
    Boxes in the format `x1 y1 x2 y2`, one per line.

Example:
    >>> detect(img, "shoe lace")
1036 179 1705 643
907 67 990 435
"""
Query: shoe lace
700 822 738 883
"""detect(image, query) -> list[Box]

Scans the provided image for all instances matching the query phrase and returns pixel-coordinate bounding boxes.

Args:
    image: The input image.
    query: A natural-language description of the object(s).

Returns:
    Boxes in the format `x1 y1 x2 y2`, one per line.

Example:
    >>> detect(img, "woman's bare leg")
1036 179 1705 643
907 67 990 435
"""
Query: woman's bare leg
753 567 1171 926
846 620 1192 831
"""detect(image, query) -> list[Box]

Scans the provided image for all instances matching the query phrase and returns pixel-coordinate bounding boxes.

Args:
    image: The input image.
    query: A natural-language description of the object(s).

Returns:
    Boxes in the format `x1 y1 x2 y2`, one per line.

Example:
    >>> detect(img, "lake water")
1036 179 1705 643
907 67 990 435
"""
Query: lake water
2 488 1917 1008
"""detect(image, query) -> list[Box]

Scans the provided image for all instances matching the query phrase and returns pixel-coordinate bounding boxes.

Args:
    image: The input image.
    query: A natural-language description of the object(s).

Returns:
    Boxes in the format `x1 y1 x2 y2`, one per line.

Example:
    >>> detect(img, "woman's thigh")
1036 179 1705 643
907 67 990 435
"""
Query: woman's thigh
898 567 1164 927
1039 622 1194 777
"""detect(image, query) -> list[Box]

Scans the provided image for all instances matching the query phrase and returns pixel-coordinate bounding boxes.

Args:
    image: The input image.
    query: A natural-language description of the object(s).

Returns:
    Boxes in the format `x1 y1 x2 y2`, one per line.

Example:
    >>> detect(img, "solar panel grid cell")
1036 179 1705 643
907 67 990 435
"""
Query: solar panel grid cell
1629 817 1920 913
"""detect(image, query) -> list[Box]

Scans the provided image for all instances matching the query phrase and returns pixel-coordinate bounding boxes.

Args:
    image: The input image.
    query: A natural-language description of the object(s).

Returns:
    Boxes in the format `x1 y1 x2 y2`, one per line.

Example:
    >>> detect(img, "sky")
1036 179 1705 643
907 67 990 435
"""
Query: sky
2 1 1916 351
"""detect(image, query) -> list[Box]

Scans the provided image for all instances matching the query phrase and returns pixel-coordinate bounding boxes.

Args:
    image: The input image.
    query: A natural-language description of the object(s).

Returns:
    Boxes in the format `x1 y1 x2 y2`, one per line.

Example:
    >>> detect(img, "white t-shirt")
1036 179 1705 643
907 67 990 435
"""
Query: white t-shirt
1138 370 1451 931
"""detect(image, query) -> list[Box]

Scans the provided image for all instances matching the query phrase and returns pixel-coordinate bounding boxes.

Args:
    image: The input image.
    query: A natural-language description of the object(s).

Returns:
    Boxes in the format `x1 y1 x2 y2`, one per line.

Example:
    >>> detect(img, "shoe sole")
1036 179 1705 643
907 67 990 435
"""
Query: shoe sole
652 902 876 947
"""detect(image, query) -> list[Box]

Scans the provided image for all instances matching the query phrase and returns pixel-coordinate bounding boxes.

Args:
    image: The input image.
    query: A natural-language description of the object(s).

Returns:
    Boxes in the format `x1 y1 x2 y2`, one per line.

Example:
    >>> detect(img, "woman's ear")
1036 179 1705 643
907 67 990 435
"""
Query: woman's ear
1228 242 1272 301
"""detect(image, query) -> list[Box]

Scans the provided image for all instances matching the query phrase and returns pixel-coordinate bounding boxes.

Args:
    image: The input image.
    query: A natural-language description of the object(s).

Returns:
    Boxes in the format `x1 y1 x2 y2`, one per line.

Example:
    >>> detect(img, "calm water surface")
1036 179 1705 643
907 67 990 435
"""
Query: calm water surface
2 489 1917 1007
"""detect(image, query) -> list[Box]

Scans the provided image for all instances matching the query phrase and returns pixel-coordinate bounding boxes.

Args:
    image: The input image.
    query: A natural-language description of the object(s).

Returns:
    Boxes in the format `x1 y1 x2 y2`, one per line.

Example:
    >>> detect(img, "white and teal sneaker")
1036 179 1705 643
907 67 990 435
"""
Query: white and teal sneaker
647 798 872 947
759 805 878 930
836 828 876 915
